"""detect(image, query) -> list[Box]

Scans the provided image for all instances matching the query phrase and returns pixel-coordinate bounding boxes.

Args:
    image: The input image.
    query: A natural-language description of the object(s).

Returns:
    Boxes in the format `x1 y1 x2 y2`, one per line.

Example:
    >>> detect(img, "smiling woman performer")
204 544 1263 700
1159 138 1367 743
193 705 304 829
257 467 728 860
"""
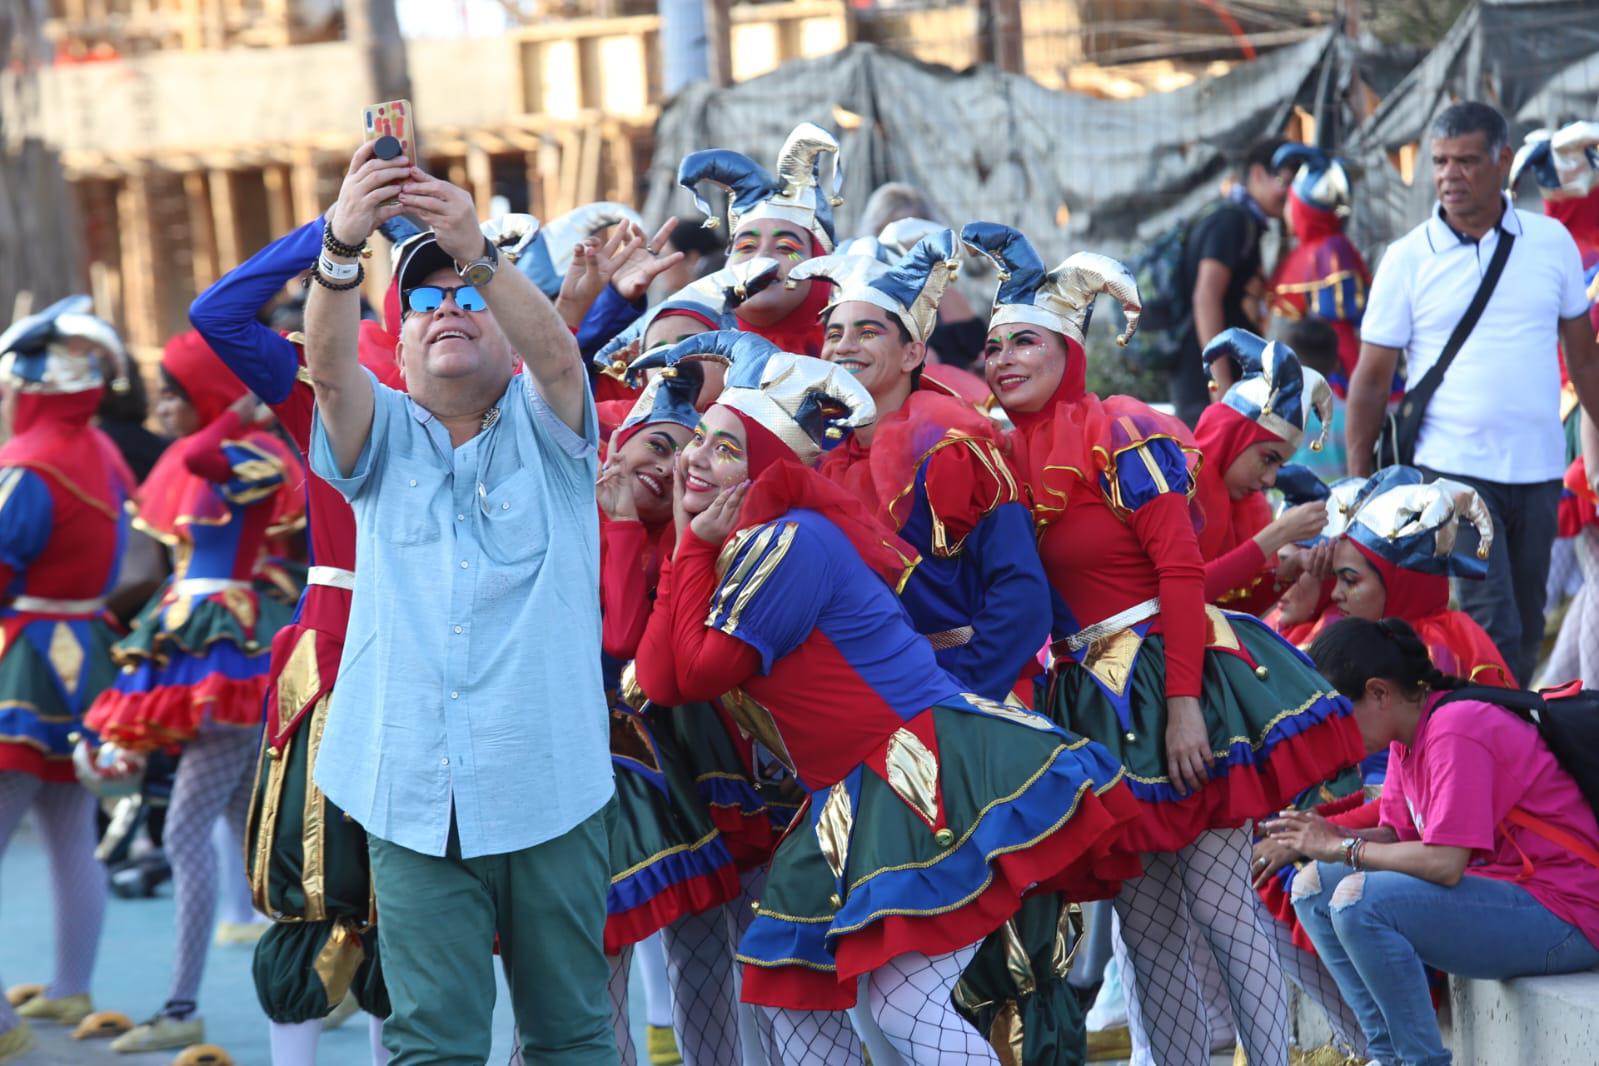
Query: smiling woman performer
962 222 1364 1066
1195 329 1335 616
634 331 1139 1065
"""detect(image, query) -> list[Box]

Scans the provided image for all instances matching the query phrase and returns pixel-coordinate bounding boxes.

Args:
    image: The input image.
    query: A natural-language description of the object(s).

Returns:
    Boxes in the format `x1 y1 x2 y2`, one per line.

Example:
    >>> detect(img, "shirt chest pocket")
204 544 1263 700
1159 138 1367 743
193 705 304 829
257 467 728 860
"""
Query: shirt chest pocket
476 467 549 565
387 459 446 545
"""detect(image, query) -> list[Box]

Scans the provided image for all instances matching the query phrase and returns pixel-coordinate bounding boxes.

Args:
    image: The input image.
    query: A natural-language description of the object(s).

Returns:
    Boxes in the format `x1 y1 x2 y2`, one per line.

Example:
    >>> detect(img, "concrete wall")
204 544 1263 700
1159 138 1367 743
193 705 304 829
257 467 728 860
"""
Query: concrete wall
1451 970 1599 1066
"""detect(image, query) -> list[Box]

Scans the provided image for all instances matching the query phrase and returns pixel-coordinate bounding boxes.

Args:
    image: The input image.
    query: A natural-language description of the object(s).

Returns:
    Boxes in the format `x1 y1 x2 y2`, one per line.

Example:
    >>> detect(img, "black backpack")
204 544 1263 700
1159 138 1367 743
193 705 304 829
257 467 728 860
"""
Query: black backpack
1436 684 1599 819
1119 199 1256 372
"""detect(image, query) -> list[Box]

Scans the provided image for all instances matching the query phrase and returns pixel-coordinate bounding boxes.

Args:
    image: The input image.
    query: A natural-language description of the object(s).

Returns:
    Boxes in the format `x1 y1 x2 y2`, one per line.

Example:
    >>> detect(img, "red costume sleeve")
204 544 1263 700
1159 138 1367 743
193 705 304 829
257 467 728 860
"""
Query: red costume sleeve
1128 493 1206 699
920 438 1016 552
635 532 762 704
180 409 247 483
601 519 653 661
1204 538 1269 604
1328 798 1382 830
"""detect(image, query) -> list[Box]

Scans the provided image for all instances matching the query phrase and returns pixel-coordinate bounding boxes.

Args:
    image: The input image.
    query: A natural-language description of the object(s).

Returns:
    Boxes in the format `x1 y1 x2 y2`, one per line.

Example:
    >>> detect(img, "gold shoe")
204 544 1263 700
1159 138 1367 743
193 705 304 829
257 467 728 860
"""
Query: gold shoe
647 1024 683 1065
1291 1048 1365 1066
74 1010 135 1040
0 1023 34 1065
110 1013 205 1053
213 921 268 947
172 1044 235 1065
1086 1025 1133 1062
2 985 42 1008
17 991 94 1025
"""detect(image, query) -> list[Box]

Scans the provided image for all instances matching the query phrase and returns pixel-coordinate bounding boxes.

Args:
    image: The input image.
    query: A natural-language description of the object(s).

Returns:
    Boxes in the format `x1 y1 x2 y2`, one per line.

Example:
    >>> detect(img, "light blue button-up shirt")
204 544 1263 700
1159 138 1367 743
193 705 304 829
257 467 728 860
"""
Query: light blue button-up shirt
309 369 612 858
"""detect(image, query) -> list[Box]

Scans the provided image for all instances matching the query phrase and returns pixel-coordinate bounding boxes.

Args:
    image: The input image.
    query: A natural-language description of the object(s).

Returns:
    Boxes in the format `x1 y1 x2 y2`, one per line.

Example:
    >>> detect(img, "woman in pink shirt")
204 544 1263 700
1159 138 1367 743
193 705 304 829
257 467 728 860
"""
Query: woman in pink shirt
1268 616 1599 1066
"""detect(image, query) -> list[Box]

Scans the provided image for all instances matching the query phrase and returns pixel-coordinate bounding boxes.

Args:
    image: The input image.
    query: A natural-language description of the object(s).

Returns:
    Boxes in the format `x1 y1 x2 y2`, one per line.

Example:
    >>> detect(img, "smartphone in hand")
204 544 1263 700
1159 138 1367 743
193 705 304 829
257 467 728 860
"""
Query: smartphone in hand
363 99 416 204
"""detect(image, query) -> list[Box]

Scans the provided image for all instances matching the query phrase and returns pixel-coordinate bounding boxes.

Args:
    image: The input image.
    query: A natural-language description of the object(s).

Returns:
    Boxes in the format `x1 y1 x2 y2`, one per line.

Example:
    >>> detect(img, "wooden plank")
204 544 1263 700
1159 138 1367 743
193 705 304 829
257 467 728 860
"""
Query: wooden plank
263 164 295 237
466 144 495 217
208 167 241 273
183 170 218 296
117 170 160 350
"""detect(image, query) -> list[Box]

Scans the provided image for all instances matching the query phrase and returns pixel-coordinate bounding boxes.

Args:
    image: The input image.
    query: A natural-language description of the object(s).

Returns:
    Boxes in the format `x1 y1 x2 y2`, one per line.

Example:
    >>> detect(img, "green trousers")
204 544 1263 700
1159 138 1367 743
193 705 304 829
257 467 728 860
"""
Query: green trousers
368 807 616 1065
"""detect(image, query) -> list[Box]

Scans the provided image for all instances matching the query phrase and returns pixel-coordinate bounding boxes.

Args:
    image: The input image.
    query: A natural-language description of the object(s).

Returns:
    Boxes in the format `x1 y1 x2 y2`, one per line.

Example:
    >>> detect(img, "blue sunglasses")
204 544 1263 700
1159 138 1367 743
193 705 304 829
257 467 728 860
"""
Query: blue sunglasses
405 285 487 314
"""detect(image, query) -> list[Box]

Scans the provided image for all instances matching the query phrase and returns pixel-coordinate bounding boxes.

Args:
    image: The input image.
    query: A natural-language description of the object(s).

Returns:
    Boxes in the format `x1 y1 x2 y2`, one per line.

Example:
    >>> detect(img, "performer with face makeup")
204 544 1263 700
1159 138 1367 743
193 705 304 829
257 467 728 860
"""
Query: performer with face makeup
634 332 1141 1065
964 222 1364 1066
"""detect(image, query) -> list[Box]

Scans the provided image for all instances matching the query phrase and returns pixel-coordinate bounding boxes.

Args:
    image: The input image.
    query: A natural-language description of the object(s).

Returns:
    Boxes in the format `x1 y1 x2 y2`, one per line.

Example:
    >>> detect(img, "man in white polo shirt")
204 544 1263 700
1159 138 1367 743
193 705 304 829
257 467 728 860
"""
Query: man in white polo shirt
1347 101 1599 684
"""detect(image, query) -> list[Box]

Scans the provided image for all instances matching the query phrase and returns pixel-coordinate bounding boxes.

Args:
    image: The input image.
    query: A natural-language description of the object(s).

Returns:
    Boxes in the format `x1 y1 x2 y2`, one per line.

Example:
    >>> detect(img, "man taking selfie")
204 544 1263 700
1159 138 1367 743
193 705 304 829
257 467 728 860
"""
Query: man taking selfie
303 140 615 1065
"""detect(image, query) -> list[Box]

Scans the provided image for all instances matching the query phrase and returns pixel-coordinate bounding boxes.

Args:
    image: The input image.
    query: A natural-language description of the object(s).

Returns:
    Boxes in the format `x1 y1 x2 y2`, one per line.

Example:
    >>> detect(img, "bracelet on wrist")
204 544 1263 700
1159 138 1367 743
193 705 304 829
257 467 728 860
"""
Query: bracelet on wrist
317 252 361 282
312 263 365 292
322 225 369 260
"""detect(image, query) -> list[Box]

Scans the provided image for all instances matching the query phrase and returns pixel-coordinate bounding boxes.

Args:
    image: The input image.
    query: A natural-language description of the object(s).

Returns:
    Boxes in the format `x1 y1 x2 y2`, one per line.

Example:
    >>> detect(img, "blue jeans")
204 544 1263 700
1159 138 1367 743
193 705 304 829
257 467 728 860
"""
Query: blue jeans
1292 862 1599 1065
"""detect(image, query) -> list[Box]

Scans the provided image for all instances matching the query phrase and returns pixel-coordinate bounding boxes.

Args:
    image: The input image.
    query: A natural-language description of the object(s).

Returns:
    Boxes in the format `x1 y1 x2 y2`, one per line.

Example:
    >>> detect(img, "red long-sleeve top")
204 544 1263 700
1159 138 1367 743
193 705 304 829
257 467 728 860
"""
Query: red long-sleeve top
635 532 763 704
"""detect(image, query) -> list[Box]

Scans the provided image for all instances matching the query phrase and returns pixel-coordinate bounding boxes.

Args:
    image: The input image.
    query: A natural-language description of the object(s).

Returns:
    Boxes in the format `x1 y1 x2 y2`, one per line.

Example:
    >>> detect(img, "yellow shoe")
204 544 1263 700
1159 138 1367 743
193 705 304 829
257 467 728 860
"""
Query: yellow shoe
0 1023 34 1065
1291 1048 1365 1066
1235 1044 1247 1065
110 1013 205 1053
172 1044 235 1065
213 921 268 947
2 985 42 1008
17 991 94 1025
73 1010 135 1040
647 1024 682 1065
1086 1025 1133 1062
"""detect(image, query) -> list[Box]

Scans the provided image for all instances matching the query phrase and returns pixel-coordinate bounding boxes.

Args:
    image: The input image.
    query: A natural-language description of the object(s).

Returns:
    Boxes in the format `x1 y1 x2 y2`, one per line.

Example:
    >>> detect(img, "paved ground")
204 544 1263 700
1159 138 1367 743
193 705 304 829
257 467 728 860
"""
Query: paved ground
1 815 646 1066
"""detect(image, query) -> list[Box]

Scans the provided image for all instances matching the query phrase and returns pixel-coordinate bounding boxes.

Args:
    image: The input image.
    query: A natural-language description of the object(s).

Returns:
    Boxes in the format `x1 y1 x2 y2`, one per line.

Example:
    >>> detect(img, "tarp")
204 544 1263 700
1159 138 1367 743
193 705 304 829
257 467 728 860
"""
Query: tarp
645 0 1599 267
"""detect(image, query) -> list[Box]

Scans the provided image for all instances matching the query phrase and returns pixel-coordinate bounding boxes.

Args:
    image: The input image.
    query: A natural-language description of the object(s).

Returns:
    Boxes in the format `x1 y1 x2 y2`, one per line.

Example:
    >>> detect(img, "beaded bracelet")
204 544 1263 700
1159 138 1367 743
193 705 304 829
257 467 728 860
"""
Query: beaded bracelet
322 225 368 260
312 264 365 292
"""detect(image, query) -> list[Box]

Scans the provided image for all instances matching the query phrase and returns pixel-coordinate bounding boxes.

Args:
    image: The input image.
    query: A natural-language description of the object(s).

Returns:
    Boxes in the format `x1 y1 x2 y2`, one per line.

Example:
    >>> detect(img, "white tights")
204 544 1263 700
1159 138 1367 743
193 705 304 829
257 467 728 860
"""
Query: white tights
267 1013 388 1065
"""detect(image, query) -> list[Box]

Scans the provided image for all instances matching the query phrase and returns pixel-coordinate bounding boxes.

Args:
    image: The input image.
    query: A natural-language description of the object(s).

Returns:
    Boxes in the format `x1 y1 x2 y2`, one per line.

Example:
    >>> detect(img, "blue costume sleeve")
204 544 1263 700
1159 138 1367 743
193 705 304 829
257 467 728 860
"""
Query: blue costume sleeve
0 468 53 577
1102 437 1193 514
189 217 324 405
939 500 1051 700
216 441 288 506
576 285 646 361
704 518 829 674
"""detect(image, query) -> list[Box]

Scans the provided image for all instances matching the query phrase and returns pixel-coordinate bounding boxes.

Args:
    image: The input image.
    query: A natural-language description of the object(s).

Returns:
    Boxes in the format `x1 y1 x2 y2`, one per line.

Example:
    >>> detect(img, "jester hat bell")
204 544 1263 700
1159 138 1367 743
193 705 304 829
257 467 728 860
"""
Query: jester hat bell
1272 143 1353 217
1205 328 1333 452
0 295 125 396
647 331 874 465
1345 467 1494 579
678 123 843 253
787 227 962 344
959 222 1141 349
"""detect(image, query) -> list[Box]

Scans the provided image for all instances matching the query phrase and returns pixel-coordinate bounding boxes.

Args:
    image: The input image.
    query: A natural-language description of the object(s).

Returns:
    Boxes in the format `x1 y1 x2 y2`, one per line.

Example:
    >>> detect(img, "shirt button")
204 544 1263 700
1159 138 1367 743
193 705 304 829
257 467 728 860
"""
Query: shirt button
460 560 469 569
454 625 463 634
457 513 465 521
450 691 459 699
501 502 509 510
441 756 449 766
409 479 417 487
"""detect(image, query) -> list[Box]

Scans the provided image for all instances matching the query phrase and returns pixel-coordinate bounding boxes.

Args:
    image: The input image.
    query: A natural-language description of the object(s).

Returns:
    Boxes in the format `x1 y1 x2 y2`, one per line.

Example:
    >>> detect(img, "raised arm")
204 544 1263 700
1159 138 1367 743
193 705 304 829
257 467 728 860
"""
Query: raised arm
397 170 588 433
189 217 323 404
305 142 409 477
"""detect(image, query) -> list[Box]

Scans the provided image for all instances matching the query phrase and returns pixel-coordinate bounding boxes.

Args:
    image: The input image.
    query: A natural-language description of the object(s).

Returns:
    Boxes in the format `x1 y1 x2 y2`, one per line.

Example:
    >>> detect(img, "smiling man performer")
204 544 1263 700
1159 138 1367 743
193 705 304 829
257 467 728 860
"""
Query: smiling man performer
795 234 1082 1062
302 142 616 1065
678 122 843 357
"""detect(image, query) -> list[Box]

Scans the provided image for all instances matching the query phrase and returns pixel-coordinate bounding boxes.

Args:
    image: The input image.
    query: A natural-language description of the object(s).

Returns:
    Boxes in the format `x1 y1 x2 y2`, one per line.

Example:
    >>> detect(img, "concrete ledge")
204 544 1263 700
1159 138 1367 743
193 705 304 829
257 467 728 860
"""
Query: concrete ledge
1450 969 1599 1066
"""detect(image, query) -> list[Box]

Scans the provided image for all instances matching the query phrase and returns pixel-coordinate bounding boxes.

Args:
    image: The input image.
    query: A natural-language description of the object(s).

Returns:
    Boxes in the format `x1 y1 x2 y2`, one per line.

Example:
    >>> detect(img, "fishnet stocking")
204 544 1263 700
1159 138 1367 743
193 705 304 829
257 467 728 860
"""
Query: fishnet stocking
1115 849 1209 1065
165 724 258 1010
727 870 776 1065
1256 898 1365 1056
1113 905 1236 1063
866 945 996 1064
763 1006 862 1065
607 946 637 1066
0 772 106 1033
1182 828 1288 1065
661 908 741 1065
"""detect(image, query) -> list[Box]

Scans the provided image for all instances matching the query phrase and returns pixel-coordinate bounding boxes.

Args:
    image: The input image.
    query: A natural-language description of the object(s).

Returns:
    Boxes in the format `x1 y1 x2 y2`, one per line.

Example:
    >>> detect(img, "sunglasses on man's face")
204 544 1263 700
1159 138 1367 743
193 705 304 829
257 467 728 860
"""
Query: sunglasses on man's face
405 285 487 315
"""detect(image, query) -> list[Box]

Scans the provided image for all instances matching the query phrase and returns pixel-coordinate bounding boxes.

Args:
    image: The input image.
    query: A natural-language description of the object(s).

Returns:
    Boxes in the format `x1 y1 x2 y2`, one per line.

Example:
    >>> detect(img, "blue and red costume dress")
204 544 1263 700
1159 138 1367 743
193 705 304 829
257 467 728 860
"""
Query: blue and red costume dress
1011 376 1364 854
86 334 302 752
1267 191 1371 397
599 425 740 954
187 215 396 1021
818 387 1050 702
0 390 135 779
636 460 1141 1011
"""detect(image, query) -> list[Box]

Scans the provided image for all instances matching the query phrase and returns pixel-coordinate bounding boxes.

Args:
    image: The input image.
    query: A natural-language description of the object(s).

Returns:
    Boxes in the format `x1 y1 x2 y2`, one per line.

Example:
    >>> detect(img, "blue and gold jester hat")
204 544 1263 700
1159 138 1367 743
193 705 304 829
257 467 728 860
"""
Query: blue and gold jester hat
1272 143 1353 217
615 361 705 440
1511 121 1599 198
592 257 783 381
0 295 127 395
1204 328 1333 452
1346 468 1494 579
637 331 874 465
678 123 844 253
787 228 962 344
959 222 1141 348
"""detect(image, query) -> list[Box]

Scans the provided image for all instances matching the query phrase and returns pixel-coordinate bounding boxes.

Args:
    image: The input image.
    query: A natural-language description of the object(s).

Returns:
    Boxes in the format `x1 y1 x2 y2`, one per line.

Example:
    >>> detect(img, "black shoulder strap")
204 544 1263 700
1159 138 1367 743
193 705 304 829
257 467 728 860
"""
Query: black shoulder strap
1434 684 1544 724
1399 228 1516 413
